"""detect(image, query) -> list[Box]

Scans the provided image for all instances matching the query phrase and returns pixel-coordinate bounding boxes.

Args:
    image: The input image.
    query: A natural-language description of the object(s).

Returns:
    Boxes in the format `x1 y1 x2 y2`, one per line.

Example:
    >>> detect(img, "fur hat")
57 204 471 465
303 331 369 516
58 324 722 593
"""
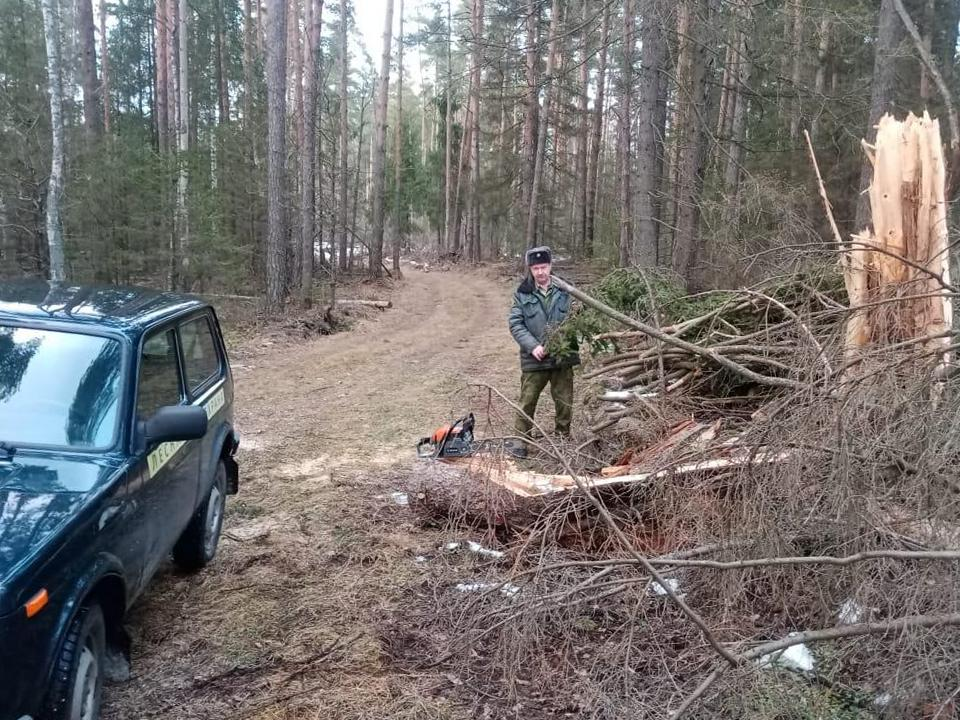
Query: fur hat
525 246 552 266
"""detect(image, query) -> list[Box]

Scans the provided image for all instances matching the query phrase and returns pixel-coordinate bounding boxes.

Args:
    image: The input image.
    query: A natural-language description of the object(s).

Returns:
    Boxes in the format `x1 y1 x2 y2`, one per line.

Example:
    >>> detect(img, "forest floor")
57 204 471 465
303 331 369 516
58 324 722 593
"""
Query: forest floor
101 263 532 720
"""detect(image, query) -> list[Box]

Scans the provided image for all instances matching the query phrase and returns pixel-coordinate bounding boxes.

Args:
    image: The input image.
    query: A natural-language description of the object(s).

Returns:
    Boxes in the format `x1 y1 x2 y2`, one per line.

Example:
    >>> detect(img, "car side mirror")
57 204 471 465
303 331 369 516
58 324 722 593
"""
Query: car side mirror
143 406 208 445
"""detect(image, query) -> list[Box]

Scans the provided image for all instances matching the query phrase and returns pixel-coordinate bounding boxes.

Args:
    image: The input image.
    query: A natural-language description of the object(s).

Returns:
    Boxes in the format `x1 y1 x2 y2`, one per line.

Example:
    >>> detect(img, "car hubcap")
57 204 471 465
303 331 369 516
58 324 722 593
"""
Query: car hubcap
70 644 98 720
204 484 224 557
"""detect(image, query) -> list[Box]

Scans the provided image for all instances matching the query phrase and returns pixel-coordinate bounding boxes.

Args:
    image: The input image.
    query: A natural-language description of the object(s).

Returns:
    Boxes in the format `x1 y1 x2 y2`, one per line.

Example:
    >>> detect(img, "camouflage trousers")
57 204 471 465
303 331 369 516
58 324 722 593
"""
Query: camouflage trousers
515 367 574 439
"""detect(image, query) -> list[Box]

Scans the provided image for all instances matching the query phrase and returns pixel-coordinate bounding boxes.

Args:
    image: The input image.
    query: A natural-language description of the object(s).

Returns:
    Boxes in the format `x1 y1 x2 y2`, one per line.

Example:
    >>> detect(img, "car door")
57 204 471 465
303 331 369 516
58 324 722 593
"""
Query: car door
134 326 201 584
176 312 226 499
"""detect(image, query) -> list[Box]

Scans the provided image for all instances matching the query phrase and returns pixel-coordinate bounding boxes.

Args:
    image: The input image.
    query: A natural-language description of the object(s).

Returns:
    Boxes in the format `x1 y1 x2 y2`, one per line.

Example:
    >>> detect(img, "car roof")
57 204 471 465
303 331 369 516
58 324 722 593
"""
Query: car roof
0 279 208 336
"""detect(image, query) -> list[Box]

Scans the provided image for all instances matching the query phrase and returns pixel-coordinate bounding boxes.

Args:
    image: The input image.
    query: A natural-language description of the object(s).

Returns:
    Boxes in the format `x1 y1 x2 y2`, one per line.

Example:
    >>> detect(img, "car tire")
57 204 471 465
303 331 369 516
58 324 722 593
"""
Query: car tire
44 603 106 720
173 460 227 571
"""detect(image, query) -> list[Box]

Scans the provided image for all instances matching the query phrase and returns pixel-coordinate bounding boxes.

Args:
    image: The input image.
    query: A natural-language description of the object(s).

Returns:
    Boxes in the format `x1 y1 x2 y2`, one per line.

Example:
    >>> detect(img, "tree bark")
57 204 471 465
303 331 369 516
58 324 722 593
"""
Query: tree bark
788 0 803 142
525 0 561 249
175 0 190 290
215 0 231 124
155 0 169 151
300 0 323 306
165 0 177 150
585 3 609 256
723 4 752 199
99 0 111 133
265 0 288 310
243 0 255 133
77 0 100 137
41 0 66 281
469 0 483 261
635 0 664 266
392 0 404 273
574 0 589 255
369 0 394 277
810 16 830 143
617 0 634 267
337 0 350 272
671 0 715 287
443 0 454 252
520 0 539 236
855 0 904 231
920 0 934 103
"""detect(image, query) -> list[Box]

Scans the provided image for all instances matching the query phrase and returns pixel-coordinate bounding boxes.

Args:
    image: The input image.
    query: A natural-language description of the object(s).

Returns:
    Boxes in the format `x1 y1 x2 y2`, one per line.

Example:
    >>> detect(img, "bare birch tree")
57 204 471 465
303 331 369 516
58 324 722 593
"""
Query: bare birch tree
41 0 65 281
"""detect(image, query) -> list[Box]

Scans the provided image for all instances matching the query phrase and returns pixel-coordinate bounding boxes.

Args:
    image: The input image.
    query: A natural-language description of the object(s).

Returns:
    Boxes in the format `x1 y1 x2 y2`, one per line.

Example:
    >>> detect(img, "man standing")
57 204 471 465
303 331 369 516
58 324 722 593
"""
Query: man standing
508 246 580 457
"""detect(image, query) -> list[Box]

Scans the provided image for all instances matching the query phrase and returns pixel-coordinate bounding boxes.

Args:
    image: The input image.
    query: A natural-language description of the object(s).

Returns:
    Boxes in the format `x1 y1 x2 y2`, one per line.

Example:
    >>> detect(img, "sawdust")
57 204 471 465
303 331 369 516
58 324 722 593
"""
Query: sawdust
100 265 528 719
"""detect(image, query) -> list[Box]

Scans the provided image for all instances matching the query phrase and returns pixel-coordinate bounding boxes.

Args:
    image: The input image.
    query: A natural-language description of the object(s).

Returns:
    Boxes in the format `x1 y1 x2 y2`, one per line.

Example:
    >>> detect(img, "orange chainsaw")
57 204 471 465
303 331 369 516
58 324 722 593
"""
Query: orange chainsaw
417 413 479 458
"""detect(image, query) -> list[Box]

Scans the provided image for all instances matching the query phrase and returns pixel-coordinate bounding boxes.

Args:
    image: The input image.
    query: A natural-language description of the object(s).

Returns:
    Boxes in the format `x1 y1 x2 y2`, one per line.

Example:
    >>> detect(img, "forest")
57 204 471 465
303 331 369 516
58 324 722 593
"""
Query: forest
7 1 960 717
4 0 959 303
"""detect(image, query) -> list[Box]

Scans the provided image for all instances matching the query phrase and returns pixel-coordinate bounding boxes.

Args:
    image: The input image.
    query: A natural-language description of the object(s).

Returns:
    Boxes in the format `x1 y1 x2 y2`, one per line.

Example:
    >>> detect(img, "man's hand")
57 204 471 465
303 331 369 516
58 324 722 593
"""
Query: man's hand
532 345 548 361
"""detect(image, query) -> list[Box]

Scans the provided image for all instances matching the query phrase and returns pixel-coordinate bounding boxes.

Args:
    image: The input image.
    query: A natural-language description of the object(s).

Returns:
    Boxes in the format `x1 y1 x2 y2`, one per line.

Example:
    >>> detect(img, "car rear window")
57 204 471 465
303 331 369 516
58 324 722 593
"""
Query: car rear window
179 316 221 394
0 326 122 449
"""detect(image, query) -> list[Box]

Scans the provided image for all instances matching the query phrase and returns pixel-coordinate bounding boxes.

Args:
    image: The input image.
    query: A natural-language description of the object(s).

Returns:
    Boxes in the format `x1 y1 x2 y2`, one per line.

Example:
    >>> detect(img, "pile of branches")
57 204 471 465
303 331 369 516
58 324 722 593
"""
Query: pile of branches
549 267 849 437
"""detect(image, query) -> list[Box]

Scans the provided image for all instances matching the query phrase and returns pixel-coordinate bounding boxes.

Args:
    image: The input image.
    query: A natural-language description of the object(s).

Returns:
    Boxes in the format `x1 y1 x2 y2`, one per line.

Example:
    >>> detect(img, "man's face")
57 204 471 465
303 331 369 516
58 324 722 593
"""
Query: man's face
530 262 551 288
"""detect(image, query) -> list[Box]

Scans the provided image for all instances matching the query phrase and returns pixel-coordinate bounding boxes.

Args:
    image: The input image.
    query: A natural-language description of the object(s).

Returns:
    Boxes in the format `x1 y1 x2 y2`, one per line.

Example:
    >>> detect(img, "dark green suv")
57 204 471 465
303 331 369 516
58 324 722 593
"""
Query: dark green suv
0 281 240 720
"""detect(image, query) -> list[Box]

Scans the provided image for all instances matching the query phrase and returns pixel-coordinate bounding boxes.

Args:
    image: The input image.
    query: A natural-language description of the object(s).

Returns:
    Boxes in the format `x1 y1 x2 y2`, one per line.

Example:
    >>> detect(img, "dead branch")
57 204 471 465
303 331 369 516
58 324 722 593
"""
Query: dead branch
553 276 807 390
474 383 742 667
803 129 845 247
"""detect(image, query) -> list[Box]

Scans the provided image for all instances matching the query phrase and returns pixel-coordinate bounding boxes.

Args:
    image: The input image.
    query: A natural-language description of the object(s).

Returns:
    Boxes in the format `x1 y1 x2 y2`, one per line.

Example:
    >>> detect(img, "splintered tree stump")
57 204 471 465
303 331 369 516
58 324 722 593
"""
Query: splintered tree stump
845 112 953 362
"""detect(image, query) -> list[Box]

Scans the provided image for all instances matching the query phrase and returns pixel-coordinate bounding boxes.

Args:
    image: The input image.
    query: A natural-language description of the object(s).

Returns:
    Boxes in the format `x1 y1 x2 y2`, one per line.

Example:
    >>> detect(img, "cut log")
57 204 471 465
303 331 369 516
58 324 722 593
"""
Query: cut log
335 299 393 309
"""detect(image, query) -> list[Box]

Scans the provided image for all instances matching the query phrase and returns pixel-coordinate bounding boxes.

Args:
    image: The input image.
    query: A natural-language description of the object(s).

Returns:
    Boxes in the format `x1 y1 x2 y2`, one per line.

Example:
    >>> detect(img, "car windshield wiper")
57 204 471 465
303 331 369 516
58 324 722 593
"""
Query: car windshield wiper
0 442 15 461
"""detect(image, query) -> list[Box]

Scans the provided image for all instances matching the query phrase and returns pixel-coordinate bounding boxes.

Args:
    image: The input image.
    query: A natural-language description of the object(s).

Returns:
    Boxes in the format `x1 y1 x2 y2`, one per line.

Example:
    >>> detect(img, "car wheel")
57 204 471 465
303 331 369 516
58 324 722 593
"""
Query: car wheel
45 603 105 720
173 460 227 571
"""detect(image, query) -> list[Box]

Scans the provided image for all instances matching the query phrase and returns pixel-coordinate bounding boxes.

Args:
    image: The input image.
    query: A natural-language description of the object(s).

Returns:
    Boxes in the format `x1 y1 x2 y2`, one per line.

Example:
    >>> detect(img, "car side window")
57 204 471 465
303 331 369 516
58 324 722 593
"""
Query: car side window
136 329 182 420
178 315 222 395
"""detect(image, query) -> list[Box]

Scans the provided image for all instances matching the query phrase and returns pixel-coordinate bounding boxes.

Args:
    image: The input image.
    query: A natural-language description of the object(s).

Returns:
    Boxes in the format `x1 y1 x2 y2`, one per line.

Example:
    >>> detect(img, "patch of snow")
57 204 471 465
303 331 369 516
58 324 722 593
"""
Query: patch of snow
838 598 865 625
443 540 505 559
390 491 409 506
874 692 893 709
649 578 684 598
454 582 521 597
465 541 505 559
757 633 815 673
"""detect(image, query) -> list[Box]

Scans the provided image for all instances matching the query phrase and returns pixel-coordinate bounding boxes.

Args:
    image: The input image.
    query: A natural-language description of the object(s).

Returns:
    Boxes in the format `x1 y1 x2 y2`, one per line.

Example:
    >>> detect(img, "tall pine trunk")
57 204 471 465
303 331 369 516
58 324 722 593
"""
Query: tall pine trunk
670 0 715 287
723 2 752 199
265 0 288 310
635 0 665 266
41 0 65 281
100 0 111 133
574 0 589 254
337 0 350 272
443 0 453 252
175 0 190 289
300 0 323 305
392 0 404 273
810 15 829 142
525 0 561 248
618 0 635 267
155 0 169 151
520 0 539 236
585 3 609 256
369 0 394 277
77 0 100 137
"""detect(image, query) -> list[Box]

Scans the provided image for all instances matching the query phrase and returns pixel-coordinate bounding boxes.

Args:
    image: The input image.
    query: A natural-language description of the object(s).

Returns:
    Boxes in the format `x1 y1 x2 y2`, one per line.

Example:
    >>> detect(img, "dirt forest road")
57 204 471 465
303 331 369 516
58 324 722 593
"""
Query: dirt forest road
102 266 524 720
